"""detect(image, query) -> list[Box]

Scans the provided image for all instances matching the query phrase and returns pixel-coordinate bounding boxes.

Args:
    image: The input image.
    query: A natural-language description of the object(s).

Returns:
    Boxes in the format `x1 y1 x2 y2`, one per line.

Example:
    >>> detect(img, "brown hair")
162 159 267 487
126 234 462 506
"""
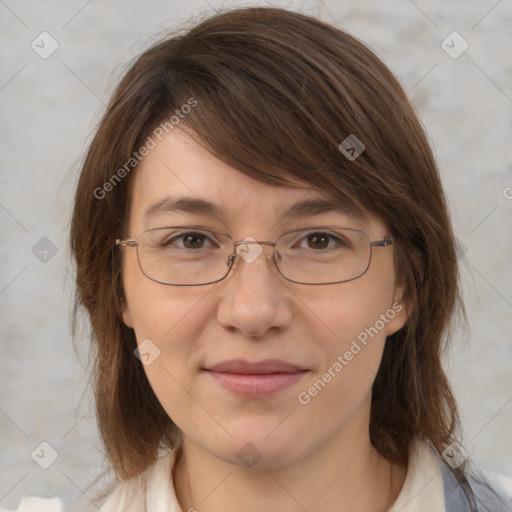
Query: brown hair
71 6 464 483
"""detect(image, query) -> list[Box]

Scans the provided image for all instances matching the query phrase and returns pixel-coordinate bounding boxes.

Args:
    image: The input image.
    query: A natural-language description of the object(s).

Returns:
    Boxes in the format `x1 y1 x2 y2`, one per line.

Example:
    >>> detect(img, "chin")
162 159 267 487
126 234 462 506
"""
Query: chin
202 422 311 470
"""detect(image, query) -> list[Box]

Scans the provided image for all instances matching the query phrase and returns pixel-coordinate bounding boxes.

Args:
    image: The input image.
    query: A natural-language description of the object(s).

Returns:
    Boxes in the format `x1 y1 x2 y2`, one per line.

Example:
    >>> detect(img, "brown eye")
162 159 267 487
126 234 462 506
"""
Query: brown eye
160 231 215 250
307 233 329 250
291 231 352 252
182 233 206 249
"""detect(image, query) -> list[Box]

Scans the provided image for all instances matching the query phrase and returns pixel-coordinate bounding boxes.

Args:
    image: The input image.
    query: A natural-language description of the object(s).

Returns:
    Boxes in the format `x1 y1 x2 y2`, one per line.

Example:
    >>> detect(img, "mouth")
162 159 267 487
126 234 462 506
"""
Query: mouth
202 359 309 397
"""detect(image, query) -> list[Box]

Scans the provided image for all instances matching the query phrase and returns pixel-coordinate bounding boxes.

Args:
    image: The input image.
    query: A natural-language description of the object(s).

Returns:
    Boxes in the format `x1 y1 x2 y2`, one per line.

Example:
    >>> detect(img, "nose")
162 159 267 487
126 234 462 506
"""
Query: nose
215 241 293 337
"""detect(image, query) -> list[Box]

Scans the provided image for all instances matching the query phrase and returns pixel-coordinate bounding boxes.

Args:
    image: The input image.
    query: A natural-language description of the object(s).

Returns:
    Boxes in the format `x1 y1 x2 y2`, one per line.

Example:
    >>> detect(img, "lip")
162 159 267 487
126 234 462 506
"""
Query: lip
203 359 309 397
205 358 306 374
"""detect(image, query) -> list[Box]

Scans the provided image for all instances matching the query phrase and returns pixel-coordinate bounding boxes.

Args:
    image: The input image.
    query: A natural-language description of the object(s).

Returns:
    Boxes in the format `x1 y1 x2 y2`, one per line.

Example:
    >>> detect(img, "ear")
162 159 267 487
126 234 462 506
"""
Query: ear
120 296 134 328
385 285 410 336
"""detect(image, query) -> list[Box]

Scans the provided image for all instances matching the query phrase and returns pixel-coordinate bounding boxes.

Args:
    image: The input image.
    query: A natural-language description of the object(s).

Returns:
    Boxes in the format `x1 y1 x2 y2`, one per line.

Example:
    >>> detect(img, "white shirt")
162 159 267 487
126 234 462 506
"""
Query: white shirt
389 441 445 512
99 440 447 512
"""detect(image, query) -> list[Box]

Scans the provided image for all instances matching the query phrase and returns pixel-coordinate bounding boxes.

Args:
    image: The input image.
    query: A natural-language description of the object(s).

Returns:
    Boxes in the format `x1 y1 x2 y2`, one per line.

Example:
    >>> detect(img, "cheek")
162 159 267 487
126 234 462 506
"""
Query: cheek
121 251 214 380
296 258 399 410
312 291 391 395
122 247 209 336
123 280 218 433
125 284 215 366
301 261 397 361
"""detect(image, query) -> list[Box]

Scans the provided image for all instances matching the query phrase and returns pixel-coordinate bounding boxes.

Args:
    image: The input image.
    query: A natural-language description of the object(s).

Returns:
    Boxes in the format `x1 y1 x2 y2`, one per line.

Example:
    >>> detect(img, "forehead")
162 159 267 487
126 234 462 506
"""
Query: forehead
127 129 375 233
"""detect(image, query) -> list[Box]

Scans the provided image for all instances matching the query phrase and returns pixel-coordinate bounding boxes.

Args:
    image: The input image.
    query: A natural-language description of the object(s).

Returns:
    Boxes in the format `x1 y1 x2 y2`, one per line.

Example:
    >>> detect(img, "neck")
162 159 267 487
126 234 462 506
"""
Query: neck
173 409 406 512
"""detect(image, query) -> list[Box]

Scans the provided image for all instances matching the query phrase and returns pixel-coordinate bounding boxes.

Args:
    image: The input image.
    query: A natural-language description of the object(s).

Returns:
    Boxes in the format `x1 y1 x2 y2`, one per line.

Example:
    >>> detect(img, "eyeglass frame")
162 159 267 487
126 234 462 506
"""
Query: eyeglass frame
115 225 393 286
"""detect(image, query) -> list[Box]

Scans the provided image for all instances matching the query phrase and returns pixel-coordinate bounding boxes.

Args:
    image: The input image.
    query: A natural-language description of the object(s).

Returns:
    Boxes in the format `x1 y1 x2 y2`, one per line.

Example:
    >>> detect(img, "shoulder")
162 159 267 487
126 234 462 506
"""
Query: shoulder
99 448 180 512
436 446 512 512
470 470 512 511
390 440 512 512
0 496 64 512
97 472 147 512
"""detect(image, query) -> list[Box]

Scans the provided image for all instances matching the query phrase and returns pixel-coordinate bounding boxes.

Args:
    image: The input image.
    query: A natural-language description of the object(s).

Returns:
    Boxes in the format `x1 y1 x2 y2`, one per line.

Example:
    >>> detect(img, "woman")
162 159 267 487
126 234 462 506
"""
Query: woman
70 7 511 511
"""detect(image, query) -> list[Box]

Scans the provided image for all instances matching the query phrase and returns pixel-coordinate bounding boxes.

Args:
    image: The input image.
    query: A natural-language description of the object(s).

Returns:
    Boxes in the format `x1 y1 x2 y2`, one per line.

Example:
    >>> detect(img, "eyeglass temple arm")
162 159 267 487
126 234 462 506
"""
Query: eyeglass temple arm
370 237 393 247
115 239 137 247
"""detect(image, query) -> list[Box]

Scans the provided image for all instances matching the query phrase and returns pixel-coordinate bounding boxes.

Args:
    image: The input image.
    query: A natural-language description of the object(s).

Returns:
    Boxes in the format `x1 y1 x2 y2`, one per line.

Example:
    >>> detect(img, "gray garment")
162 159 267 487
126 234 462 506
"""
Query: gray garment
439 453 512 511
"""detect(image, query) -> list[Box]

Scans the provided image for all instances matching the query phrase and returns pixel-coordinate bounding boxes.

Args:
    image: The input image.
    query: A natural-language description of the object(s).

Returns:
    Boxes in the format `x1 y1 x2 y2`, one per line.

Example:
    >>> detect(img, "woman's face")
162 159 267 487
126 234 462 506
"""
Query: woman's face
120 128 408 468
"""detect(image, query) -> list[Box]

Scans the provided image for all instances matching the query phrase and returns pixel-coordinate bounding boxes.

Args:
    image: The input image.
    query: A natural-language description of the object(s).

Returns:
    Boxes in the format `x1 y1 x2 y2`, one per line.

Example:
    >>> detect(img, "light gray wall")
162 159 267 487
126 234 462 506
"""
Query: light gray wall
1 0 511 509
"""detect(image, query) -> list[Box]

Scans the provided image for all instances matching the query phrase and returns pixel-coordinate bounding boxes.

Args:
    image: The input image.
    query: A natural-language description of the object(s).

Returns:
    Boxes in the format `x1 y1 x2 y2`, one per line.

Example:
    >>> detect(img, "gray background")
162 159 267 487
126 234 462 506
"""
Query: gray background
1 0 511 510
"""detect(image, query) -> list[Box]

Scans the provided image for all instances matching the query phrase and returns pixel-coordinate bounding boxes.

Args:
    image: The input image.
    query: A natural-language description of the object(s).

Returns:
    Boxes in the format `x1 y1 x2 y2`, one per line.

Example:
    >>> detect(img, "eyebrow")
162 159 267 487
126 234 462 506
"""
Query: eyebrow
143 195 366 224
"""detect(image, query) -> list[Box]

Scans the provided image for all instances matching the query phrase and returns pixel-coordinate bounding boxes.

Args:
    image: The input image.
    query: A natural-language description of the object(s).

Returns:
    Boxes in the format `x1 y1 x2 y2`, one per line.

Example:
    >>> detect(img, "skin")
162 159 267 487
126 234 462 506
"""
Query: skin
121 128 409 512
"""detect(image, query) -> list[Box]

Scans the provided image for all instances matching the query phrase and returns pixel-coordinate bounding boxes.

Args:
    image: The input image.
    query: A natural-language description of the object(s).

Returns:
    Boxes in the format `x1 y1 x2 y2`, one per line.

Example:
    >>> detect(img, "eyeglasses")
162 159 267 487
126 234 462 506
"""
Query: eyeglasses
115 225 393 286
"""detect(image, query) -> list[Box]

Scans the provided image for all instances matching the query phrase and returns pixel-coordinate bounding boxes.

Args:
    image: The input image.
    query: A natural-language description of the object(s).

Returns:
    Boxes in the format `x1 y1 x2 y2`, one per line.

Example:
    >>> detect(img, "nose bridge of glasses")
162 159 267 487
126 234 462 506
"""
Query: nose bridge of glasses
234 240 275 249
231 239 280 266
